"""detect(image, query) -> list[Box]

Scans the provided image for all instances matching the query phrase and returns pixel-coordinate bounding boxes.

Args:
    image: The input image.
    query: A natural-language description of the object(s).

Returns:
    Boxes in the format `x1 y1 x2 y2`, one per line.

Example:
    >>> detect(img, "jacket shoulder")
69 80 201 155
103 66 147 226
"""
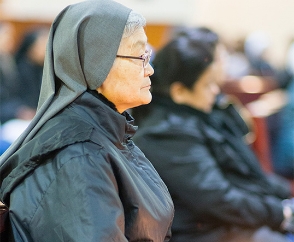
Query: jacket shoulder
0 113 96 204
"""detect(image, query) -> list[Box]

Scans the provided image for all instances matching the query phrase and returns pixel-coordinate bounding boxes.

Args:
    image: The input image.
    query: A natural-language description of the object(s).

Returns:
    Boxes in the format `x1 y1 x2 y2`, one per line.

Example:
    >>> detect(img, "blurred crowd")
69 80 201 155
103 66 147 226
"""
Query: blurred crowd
0 22 49 153
136 26 294 182
132 26 294 242
1 20 293 178
0 17 294 242
221 30 294 180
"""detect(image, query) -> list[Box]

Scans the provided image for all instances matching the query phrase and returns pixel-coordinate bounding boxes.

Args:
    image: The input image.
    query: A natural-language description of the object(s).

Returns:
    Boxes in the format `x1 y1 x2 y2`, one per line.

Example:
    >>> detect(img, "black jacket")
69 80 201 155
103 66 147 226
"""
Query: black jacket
134 95 290 242
0 92 174 242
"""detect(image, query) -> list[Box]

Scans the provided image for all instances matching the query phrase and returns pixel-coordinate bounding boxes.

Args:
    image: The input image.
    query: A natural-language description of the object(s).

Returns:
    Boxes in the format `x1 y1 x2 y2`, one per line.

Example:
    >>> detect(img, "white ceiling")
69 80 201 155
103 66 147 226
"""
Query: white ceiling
0 0 196 24
1 0 293 65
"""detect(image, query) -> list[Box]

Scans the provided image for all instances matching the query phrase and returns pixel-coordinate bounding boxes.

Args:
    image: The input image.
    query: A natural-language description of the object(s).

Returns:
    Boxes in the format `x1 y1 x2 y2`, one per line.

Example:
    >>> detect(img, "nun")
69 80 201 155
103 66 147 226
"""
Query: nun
0 0 174 241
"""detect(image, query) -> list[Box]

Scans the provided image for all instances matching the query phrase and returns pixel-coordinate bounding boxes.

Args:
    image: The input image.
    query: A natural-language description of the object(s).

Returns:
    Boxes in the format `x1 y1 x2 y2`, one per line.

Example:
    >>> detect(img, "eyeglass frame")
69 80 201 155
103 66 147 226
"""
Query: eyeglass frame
116 49 152 68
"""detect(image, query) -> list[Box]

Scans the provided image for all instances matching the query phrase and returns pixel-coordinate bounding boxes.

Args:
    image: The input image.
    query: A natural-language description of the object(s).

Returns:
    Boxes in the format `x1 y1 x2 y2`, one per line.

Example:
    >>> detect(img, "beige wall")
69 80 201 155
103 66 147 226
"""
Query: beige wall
192 0 294 67
1 0 293 66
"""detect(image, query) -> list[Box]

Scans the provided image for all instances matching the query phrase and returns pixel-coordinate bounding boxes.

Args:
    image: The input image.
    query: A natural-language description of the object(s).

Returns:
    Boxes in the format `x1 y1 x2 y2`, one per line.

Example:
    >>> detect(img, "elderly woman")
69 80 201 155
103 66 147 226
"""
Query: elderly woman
0 0 174 241
133 28 293 242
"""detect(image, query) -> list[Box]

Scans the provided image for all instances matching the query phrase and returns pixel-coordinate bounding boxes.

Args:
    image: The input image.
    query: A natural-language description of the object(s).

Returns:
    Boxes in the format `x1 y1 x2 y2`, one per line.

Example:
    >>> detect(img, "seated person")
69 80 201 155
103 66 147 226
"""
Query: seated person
134 28 294 242
270 40 294 179
0 1 174 241
0 22 20 124
271 78 294 179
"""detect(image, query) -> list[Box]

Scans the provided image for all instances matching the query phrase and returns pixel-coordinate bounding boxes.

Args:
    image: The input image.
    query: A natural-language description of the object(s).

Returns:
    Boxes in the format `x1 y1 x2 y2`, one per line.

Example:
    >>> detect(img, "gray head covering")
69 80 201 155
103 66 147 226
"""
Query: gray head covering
0 0 131 165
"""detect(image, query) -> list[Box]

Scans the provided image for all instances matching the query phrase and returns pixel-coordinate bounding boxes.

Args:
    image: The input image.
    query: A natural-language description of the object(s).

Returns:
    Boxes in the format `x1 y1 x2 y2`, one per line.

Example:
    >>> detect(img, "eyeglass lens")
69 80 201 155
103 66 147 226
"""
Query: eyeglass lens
143 49 152 67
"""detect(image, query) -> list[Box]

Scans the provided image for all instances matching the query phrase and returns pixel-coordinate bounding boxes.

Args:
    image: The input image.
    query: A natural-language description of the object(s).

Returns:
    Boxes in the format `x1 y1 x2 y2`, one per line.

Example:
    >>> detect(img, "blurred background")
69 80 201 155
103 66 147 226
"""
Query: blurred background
0 0 293 181
1 0 294 66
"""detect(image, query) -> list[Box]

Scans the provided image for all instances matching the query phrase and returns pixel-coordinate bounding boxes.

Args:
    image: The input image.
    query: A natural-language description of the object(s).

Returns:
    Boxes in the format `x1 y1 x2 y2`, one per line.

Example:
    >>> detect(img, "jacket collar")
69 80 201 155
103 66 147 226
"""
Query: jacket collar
0 91 137 204
74 91 138 145
152 94 210 122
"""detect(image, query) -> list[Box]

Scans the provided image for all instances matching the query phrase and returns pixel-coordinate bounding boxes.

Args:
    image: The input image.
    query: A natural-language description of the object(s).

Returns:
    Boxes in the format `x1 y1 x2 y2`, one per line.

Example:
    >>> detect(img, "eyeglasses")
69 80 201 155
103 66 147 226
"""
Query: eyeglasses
116 49 152 68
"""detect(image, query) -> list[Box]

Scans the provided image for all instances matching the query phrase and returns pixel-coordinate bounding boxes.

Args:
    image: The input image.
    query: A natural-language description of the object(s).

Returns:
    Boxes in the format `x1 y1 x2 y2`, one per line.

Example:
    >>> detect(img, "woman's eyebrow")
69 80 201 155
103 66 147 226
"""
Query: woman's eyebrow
134 40 147 50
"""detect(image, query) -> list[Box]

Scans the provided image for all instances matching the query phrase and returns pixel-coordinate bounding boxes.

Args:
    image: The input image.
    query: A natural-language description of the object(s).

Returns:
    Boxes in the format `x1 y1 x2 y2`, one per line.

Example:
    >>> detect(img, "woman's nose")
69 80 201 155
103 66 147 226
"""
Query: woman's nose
212 82 221 95
145 63 154 77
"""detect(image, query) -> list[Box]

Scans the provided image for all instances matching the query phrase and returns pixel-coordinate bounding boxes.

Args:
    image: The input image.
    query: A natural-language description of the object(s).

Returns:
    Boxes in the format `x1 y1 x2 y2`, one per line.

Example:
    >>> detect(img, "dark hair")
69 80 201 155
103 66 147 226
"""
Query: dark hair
175 26 219 52
132 27 219 125
151 34 215 96
15 27 49 64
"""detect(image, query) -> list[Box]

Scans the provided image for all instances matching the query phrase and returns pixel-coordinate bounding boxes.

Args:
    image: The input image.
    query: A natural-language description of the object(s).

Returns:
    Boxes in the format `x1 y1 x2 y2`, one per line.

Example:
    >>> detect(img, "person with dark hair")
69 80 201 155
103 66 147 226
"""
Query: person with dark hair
0 26 49 125
0 1 174 241
14 27 50 120
0 22 20 124
133 28 294 242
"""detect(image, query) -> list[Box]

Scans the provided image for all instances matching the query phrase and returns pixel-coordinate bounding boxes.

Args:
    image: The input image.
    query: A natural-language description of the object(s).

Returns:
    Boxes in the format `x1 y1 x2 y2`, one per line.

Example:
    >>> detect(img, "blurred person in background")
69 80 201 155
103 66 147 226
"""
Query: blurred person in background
0 22 20 124
134 27 293 242
244 31 291 164
275 38 294 89
271 40 294 179
0 0 174 241
0 22 21 155
244 31 279 80
0 27 49 155
185 27 257 151
13 27 49 121
223 37 251 79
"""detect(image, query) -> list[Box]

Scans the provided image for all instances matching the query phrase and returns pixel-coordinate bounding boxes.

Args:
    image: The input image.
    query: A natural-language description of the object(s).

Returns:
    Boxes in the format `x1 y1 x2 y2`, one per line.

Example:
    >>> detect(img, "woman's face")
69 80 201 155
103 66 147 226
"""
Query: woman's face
177 63 220 113
97 27 154 113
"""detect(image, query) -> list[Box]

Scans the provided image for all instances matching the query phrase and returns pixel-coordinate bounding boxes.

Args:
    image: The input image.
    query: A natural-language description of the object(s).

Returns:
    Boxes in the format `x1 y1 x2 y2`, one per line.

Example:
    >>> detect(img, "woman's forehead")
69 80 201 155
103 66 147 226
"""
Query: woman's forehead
120 28 147 53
